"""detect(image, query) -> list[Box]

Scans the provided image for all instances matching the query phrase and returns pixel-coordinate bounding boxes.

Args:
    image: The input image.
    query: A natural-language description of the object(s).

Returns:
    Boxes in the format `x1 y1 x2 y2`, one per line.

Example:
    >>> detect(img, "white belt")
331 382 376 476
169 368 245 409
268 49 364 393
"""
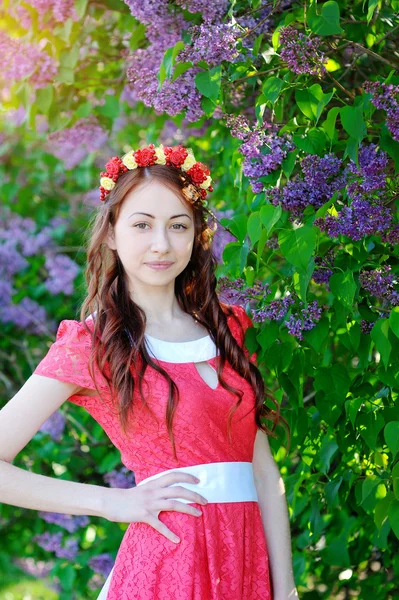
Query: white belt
96 462 258 599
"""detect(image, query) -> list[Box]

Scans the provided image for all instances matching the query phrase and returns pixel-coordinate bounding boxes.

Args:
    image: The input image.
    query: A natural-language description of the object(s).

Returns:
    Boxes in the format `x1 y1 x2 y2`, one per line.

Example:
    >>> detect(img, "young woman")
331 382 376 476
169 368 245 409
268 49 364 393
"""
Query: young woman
0 143 297 599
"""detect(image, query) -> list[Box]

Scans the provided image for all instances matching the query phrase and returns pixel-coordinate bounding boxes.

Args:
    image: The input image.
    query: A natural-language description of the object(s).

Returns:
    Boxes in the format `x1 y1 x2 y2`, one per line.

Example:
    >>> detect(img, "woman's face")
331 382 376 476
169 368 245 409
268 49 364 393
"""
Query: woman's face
105 179 195 292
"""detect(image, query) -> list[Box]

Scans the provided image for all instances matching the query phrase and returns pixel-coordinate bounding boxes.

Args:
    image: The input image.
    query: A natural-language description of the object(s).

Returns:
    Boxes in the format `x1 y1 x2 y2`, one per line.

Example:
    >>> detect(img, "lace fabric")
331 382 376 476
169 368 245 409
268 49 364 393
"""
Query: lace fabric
33 304 271 599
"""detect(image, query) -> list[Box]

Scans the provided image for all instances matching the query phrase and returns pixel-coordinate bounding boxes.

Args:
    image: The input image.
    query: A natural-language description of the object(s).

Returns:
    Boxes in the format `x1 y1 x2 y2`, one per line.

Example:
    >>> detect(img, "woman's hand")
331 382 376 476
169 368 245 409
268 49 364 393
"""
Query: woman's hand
101 471 208 543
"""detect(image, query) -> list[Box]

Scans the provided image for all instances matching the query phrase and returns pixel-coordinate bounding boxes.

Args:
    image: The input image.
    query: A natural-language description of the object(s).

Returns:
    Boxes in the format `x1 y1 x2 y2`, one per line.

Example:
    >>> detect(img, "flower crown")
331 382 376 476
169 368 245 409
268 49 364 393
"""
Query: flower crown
99 143 213 205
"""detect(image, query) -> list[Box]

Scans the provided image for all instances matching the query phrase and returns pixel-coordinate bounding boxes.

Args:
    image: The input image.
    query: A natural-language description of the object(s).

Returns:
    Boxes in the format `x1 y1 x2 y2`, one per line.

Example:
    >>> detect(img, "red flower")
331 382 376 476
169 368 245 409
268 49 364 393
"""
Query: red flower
105 157 122 176
134 146 156 167
187 163 208 185
166 145 188 168
195 161 210 176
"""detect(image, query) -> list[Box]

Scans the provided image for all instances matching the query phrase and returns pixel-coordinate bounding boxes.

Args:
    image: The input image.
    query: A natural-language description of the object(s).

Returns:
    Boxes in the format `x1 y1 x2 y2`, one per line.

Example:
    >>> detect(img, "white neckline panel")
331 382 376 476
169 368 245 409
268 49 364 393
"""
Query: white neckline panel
144 333 219 363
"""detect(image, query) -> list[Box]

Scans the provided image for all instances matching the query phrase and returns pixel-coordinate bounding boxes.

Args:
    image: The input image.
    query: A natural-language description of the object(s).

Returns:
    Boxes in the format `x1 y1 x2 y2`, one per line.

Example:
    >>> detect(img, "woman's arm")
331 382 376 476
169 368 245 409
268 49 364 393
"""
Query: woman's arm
253 429 299 600
0 374 107 517
0 459 106 517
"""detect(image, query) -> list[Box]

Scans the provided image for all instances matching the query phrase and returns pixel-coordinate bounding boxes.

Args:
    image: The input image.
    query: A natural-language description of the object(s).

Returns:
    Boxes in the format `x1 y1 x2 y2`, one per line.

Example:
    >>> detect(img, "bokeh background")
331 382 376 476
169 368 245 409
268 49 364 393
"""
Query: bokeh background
1 0 399 598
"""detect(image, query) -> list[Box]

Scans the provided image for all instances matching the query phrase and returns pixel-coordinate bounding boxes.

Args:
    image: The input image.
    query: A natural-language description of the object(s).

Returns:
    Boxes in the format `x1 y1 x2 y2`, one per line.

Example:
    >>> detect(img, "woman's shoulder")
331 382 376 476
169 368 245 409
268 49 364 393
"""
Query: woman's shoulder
220 302 254 329
53 316 95 348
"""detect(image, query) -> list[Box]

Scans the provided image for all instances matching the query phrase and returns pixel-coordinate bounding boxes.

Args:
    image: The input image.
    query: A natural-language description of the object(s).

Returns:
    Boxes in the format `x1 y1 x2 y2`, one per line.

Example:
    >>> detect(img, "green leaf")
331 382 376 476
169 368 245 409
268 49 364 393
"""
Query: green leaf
97 94 120 119
281 150 297 178
388 500 399 539
295 85 334 125
172 61 193 81
375 492 394 531
384 422 399 458
262 77 284 104
35 85 54 113
55 67 75 84
195 66 222 100
380 126 399 174
159 41 185 85
361 475 380 504
247 212 263 245
366 0 379 23
304 316 330 352
389 307 399 339
60 46 80 69
344 137 359 166
329 270 356 309
293 128 326 155
357 411 385 450
371 318 391 370
292 260 314 301
321 106 341 142
278 225 317 272
340 105 367 142
314 364 351 407
308 1 344 36
393 462 399 500
259 203 282 234
74 0 89 19
319 436 339 475
325 476 343 509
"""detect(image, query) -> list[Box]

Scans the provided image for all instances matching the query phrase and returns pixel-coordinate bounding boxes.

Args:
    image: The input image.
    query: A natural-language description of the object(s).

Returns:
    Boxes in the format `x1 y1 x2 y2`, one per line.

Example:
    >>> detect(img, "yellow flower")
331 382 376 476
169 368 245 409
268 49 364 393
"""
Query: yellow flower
154 146 167 164
100 177 116 191
199 175 212 190
122 152 138 169
181 153 197 172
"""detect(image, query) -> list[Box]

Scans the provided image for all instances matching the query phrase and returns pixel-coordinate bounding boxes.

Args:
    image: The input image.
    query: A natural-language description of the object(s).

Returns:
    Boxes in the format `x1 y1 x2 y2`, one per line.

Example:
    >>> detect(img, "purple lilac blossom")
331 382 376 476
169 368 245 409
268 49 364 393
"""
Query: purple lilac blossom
315 198 393 241
268 153 346 219
216 277 249 305
44 254 80 296
39 510 89 533
381 223 399 246
345 143 388 199
312 249 335 288
283 300 322 340
46 117 108 170
223 113 294 193
104 467 136 488
0 31 57 93
279 26 327 76
124 47 204 123
39 411 66 441
123 0 188 48
89 553 115 578
159 117 212 146
6 0 79 30
175 0 229 22
364 81 399 142
0 281 14 308
266 236 280 250
0 211 73 332
209 209 236 264
314 144 393 240
176 23 243 66
33 532 79 560
254 295 296 322
359 265 399 308
360 320 375 335
0 297 52 335
12 557 54 578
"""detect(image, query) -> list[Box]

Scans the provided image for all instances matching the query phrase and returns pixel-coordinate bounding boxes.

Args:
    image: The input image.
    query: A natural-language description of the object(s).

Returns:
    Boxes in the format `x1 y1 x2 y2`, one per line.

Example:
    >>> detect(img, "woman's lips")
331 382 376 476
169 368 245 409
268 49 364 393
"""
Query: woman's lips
145 262 174 270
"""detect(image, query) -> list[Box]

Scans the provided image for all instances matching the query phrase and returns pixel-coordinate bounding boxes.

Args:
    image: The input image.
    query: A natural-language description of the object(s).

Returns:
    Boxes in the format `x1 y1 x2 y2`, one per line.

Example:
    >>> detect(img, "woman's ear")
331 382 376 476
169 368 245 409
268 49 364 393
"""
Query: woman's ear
105 225 116 251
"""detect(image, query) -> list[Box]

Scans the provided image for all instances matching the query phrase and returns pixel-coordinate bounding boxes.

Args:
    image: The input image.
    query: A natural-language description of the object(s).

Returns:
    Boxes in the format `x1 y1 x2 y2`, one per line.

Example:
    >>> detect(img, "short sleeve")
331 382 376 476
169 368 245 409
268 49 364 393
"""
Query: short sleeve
33 319 103 405
228 304 258 366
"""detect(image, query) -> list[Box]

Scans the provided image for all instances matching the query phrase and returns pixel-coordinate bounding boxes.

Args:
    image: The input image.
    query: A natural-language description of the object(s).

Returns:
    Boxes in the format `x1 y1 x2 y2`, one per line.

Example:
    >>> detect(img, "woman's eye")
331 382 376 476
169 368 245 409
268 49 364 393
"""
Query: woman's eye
134 223 187 230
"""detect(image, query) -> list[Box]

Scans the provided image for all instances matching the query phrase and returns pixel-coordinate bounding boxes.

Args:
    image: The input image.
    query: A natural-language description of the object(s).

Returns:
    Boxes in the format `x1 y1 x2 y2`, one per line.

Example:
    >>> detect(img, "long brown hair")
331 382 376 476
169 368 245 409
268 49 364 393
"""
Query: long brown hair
79 163 290 460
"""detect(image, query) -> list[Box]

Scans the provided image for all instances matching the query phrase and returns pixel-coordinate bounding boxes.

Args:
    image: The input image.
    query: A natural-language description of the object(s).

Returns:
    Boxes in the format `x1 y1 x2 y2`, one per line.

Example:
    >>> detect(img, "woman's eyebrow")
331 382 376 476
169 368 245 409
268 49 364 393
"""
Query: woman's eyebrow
128 212 192 220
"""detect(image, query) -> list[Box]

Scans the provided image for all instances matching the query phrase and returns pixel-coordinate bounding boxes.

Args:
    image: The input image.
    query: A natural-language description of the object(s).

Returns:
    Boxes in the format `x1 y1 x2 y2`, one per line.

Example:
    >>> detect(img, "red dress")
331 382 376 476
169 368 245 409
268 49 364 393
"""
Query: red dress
33 304 272 599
